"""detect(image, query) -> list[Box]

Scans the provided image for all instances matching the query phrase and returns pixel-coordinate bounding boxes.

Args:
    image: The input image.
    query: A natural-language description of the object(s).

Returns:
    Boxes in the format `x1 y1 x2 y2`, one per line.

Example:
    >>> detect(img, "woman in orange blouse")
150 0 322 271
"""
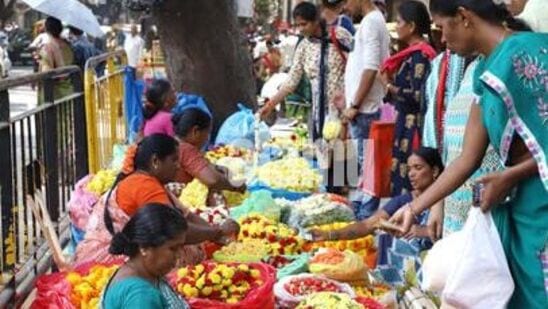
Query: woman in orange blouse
75 134 239 266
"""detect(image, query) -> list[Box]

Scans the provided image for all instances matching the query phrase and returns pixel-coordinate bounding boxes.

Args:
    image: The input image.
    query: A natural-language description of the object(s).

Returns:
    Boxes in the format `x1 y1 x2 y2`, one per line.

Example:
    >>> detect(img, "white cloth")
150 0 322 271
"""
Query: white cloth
123 34 144 68
344 10 390 114
518 0 548 33
279 34 299 70
29 32 49 49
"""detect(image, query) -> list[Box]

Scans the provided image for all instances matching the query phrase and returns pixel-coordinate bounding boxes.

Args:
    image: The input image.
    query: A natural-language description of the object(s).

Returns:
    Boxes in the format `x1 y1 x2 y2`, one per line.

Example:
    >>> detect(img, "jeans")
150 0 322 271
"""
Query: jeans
350 111 381 175
350 111 380 218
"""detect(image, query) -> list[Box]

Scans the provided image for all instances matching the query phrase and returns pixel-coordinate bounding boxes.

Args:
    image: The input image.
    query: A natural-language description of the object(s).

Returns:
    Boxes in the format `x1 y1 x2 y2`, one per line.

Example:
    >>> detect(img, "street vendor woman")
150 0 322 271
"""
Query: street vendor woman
75 134 239 266
173 107 246 193
310 147 444 264
101 204 190 308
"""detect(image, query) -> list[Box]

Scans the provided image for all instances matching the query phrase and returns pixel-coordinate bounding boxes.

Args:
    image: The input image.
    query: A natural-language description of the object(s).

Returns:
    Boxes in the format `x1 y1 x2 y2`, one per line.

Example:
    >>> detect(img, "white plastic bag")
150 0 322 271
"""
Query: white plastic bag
421 231 464 293
442 208 514 308
322 107 342 141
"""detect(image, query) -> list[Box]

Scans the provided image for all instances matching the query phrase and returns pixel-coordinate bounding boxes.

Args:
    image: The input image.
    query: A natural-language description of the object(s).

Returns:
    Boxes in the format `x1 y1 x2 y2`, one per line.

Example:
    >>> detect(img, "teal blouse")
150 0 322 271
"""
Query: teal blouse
102 276 188 309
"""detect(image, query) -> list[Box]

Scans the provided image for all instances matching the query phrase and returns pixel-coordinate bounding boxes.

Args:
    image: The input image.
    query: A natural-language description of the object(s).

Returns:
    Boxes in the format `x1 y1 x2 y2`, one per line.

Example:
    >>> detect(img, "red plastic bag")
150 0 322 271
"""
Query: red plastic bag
360 121 395 198
31 261 123 309
31 272 74 309
187 262 276 309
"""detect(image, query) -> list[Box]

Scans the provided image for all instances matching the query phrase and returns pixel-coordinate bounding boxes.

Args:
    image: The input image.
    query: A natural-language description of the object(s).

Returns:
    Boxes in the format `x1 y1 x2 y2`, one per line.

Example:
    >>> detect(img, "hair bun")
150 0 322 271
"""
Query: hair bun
109 232 138 256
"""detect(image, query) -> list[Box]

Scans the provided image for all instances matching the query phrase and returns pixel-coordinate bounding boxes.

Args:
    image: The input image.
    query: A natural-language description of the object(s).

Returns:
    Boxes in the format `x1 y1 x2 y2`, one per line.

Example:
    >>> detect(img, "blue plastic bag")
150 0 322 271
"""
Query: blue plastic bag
247 180 312 201
171 92 212 118
215 104 270 147
124 66 145 142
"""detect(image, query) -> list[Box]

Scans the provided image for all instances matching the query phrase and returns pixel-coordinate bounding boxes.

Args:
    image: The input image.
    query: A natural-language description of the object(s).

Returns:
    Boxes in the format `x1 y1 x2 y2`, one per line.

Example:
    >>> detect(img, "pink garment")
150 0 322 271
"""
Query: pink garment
74 189 205 267
68 175 99 230
143 110 175 137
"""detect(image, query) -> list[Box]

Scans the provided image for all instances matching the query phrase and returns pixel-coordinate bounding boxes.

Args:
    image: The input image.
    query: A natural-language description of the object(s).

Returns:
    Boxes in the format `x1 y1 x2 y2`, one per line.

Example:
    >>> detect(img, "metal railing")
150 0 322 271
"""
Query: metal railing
0 66 87 307
84 50 128 174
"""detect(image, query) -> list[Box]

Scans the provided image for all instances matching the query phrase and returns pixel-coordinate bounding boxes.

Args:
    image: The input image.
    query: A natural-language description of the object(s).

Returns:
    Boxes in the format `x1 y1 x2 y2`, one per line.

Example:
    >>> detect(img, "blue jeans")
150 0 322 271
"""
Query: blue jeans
350 111 380 219
350 111 380 174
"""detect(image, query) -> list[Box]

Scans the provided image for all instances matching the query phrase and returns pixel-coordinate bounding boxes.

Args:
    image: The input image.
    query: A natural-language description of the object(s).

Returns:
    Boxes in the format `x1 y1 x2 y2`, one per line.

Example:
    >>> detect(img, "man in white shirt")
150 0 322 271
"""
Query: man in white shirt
343 0 390 161
343 0 390 218
124 24 145 70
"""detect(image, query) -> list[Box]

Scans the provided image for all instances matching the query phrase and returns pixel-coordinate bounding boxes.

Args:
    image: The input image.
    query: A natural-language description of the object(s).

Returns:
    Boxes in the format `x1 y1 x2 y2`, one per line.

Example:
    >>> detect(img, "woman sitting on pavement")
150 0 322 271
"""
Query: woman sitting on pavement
311 147 444 283
142 79 177 137
75 134 239 266
173 108 246 193
311 147 443 241
101 204 189 308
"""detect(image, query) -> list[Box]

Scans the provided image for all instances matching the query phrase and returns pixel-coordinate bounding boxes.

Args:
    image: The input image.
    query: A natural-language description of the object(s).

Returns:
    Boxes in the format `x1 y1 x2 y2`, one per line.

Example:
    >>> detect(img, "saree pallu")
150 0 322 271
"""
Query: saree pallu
74 189 205 267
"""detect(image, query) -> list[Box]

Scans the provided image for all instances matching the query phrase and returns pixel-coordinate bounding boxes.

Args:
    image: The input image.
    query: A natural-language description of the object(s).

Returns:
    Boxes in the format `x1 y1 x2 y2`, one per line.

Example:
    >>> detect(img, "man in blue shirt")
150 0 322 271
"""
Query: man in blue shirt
68 26 101 72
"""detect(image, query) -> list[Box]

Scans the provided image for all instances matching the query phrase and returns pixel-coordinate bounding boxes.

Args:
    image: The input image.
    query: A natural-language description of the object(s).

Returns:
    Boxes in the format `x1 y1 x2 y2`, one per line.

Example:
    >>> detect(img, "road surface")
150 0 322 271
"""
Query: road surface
7 66 37 118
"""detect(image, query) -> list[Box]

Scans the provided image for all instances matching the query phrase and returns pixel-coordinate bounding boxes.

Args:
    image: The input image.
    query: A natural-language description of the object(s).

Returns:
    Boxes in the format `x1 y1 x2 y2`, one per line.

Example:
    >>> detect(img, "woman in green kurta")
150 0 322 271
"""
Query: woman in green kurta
390 1 547 307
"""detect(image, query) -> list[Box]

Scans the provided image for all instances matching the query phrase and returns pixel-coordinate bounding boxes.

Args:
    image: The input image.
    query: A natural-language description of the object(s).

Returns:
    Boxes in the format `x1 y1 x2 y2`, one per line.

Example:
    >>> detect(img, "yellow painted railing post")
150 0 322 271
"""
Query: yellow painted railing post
84 51 129 173
84 67 98 173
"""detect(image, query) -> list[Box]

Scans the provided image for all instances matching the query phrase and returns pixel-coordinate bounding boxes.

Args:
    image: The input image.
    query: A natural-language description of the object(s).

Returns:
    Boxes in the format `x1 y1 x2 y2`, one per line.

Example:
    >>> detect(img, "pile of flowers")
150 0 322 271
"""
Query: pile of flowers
179 179 209 209
304 222 376 267
194 205 230 226
284 276 347 297
238 215 304 255
65 264 119 308
174 262 264 304
261 255 298 269
205 145 250 163
256 157 321 193
213 239 270 263
352 283 392 299
288 195 355 228
296 292 362 309
86 169 117 196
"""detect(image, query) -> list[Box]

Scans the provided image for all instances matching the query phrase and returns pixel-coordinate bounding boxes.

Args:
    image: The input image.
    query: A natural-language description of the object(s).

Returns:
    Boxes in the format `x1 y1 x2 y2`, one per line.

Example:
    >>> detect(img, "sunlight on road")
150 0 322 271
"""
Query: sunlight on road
7 66 38 118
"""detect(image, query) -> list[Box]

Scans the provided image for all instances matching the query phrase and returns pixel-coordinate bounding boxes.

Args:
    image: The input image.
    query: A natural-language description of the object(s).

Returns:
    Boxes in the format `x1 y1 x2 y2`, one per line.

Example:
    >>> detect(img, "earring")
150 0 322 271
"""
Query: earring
464 21 469 28
141 249 147 257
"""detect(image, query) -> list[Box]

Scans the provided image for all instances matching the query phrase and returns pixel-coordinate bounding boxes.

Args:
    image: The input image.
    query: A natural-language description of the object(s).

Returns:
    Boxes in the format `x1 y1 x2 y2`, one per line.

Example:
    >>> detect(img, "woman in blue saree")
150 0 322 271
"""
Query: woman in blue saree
390 1 547 307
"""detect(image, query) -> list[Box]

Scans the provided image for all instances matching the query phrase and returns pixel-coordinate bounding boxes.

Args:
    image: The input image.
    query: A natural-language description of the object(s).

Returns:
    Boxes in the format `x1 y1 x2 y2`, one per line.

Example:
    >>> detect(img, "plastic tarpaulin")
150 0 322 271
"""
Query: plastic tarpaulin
124 67 145 142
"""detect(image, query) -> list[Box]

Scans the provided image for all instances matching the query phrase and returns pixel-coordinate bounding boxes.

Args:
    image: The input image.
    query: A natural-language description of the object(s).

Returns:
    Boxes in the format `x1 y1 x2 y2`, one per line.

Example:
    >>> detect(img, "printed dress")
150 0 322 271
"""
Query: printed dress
441 59 503 235
390 51 431 196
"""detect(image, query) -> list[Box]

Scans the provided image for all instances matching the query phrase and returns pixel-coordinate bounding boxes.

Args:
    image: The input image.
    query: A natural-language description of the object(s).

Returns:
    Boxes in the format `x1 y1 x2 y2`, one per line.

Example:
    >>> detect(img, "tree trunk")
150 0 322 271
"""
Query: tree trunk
151 0 256 135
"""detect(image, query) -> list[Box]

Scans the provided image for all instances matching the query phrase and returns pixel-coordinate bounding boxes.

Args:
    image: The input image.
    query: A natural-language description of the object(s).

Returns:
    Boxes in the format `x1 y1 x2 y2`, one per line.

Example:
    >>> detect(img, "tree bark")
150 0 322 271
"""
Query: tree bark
151 0 256 134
